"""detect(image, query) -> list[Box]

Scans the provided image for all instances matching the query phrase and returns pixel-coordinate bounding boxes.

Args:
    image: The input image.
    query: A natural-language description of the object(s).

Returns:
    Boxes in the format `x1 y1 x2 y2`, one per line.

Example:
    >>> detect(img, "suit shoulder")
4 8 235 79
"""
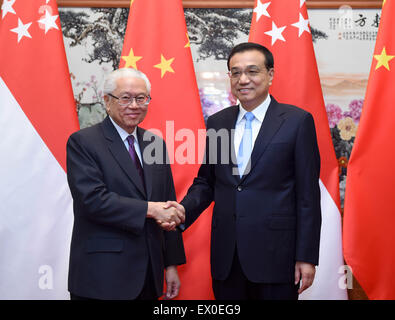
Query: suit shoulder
278 103 310 116
206 105 238 126
208 105 238 120
276 103 314 123
68 121 102 144
69 121 102 138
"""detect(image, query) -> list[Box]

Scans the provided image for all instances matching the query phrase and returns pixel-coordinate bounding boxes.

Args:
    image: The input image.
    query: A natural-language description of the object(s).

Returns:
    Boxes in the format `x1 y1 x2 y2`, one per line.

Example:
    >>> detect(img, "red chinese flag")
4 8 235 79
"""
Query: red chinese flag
120 0 213 299
0 0 79 298
343 0 395 299
249 0 346 299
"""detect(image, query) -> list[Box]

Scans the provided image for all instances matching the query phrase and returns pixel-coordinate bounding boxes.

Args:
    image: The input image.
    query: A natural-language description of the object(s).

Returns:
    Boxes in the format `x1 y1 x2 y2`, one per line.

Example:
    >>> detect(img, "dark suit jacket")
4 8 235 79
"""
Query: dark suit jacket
181 96 321 284
66 116 185 300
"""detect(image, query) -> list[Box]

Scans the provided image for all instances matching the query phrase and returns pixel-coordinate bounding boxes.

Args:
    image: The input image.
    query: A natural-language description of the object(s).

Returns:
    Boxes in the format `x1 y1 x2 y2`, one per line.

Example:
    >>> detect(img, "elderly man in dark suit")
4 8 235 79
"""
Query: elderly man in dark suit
166 42 321 300
66 68 185 300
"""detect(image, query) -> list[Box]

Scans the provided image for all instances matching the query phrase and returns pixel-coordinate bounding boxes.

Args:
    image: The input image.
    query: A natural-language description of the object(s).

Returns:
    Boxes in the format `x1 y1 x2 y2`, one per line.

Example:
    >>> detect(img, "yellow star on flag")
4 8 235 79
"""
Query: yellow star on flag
185 32 190 48
374 47 395 71
154 54 175 78
121 48 142 69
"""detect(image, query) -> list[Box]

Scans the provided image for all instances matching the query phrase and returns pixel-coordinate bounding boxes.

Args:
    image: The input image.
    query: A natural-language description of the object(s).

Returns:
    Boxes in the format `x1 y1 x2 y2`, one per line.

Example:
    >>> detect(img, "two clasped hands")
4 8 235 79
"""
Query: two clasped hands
147 201 185 231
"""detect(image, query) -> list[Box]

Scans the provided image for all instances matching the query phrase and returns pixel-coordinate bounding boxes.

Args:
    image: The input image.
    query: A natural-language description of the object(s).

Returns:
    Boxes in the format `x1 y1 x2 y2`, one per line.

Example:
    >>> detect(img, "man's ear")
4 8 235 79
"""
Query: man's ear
269 68 274 85
103 95 110 113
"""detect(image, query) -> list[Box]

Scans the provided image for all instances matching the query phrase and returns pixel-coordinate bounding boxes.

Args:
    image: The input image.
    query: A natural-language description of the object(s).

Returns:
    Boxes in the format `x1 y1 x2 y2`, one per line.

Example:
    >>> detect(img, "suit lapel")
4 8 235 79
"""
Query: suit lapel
220 106 241 183
101 117 146 198
137 127 153 200
240 97 285 183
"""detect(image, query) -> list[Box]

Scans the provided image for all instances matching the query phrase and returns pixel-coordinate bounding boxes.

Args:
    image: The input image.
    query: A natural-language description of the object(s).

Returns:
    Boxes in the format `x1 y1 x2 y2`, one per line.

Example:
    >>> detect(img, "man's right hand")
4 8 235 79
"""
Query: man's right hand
147 202 185 231
160 201 186 231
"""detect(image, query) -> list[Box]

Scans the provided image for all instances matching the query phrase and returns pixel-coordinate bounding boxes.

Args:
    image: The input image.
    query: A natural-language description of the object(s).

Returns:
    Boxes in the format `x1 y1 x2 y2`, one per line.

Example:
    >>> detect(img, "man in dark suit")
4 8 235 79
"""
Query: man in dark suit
166 42 321 300
66 68 186 300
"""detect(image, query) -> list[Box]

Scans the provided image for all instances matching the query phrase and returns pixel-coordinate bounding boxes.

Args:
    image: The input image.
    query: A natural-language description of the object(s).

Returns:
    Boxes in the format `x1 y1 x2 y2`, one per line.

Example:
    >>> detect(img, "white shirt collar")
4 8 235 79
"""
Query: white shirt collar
109 116 138 143
236 94 271 124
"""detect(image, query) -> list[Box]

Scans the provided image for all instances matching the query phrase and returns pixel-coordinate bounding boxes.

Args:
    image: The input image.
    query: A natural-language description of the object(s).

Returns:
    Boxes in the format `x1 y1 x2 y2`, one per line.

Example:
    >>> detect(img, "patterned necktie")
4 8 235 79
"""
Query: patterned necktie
126 135 146 191
237 112 255 177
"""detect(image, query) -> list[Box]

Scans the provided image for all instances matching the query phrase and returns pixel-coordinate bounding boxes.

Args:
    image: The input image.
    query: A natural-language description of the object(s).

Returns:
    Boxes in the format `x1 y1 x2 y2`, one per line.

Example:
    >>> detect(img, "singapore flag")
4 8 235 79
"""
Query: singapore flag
0 0 79 299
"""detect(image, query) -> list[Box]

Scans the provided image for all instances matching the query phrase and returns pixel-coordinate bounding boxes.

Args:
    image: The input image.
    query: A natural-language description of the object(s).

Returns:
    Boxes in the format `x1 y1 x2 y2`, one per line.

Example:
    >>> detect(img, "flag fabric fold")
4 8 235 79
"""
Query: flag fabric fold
343 0 395 300
120 0 213 299
249 0 347 299
0 0 79 299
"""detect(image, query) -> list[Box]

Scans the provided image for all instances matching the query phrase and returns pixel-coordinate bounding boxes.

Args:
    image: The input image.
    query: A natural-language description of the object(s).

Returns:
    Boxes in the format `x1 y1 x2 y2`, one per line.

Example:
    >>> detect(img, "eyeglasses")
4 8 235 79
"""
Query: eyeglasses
227 67 266 80
108 93 151 107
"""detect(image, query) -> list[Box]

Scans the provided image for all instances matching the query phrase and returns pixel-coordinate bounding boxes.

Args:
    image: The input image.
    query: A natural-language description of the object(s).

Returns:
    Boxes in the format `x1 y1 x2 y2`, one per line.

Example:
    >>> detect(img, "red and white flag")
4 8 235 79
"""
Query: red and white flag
0 0 79 299
343 0 395 299
120 0 213 299
249 0 347 299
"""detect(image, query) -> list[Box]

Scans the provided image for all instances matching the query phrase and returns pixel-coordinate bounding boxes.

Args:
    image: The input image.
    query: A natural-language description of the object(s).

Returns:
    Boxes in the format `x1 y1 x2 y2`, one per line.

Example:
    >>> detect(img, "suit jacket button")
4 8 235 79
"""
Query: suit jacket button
237 186 242 192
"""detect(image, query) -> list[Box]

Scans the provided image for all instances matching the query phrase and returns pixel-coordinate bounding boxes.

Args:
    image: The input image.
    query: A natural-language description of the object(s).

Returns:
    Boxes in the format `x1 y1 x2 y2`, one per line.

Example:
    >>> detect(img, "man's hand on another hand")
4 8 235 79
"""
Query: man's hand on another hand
147 201 185 231
160 201 186 230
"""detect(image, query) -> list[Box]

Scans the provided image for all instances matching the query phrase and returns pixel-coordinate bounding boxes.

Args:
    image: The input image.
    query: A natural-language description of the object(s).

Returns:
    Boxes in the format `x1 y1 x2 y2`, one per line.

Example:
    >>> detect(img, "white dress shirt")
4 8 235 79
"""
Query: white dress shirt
234 95 271 157
109 116 143 166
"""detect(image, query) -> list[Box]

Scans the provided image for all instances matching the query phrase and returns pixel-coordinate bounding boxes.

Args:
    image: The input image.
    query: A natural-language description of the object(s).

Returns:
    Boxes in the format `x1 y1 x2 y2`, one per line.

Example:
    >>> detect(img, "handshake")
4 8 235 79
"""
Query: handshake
147 201 185 231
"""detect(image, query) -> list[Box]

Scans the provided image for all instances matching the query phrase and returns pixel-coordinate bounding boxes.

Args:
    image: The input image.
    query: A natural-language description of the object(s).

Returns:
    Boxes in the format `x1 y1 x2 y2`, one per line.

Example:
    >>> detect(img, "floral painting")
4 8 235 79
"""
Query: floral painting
326 99 362 206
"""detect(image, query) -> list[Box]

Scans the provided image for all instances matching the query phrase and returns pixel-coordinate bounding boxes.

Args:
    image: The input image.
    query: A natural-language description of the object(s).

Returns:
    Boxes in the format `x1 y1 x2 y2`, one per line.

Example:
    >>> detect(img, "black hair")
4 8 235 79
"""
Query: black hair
227 42 274 71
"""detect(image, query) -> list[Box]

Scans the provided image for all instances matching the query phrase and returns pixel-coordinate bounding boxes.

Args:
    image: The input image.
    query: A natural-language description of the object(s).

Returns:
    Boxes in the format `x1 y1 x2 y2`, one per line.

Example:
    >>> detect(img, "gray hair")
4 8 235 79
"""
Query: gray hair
103 68 151 95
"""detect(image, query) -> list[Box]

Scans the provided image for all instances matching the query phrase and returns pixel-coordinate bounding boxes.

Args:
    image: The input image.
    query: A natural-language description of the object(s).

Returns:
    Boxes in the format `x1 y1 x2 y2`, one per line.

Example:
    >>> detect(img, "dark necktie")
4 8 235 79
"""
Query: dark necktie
126 135 146 191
